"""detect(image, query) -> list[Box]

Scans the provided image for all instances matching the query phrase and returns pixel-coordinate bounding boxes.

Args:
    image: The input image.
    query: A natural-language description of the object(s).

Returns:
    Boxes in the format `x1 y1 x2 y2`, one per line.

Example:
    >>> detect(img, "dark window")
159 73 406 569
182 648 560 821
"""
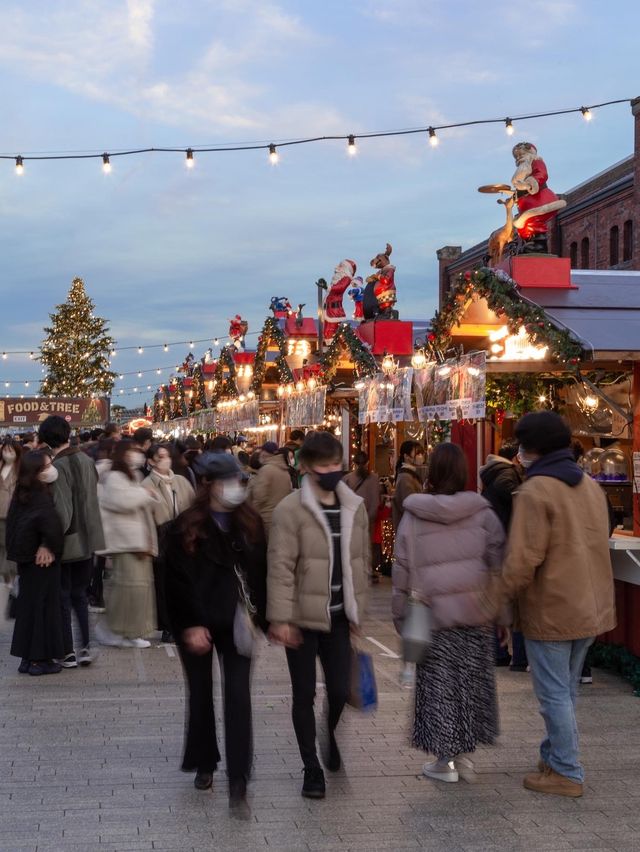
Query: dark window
609 225 619 266
623 219 633 261
569 241 578 267
581 237 590 269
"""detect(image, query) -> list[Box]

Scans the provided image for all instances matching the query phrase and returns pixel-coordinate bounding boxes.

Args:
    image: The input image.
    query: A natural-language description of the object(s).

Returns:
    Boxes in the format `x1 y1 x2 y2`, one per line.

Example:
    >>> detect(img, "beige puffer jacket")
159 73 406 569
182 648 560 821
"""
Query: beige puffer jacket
247 452 292 535
267 477 370 631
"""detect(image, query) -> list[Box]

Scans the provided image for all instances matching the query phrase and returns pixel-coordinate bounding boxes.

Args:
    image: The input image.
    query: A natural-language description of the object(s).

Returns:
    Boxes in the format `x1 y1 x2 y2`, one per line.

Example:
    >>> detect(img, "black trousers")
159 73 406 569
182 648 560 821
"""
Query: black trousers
11 561 64 662
285 613 352 769
87 555 106 607
177 630 252 781
60 558 92 654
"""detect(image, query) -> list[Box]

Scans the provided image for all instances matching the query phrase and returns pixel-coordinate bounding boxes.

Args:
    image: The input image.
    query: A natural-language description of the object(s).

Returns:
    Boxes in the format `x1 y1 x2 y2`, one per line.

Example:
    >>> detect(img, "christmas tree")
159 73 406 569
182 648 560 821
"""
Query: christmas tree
40 277 117 396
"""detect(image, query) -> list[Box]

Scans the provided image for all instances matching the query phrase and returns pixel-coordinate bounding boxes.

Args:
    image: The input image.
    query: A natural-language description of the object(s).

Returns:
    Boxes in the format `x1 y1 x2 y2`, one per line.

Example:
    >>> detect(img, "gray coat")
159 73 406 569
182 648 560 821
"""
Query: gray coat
52 447 105 562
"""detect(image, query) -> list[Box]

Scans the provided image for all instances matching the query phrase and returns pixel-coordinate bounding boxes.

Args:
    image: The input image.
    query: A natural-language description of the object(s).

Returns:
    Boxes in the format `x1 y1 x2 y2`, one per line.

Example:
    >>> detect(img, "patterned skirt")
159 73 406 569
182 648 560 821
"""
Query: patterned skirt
413 625 499 760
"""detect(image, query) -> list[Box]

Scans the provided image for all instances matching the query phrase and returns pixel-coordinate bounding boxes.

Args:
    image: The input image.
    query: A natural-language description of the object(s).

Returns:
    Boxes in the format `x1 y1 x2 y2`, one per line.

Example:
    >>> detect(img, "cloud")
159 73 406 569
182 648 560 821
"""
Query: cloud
127 0 155 50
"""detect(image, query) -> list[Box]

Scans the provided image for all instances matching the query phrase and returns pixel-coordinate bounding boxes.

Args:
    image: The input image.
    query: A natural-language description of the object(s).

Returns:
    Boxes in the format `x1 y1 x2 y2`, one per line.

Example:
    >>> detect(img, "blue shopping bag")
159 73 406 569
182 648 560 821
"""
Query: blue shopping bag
347 648 378 712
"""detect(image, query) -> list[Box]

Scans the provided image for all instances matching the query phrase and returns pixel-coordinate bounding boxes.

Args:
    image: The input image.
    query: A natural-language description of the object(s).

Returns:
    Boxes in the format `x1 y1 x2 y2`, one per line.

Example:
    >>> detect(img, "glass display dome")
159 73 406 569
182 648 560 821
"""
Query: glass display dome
580 447 604 477
597 447 629 482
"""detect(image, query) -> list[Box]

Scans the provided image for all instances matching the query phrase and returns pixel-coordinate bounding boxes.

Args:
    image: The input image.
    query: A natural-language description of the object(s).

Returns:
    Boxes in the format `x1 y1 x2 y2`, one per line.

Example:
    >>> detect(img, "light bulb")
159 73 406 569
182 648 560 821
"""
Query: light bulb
1 353 5 359
15 156 24 175
411 350 427 370
581 106 592 122
505 118 515 136
185 148 195 168
428 127 438 147
269 143 279 165
102 153 111 174
347 134 357 156
214 338 219 346
163 344 169 352
189 341 194 349
156 369 161 375
138 346 143 354
137 371 142 378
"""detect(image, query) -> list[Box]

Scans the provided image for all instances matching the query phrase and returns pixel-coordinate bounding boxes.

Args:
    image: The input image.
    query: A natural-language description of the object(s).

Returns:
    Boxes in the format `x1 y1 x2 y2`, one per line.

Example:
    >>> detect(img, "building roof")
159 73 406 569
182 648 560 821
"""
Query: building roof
530 270 640 356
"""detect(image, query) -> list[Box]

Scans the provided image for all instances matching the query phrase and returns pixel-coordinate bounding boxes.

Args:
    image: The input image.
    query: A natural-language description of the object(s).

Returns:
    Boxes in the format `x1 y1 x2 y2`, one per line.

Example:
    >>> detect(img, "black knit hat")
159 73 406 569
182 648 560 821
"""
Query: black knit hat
514 411 572 455
192 451 241 480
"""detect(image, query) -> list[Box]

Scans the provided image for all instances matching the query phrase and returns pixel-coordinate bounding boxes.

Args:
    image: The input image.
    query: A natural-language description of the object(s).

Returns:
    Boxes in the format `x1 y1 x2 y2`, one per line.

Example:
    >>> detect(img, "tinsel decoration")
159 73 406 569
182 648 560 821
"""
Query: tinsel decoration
171 377 188 419
250 316 295 394
320 322 377 383
209 346 239 407
430 268 583 364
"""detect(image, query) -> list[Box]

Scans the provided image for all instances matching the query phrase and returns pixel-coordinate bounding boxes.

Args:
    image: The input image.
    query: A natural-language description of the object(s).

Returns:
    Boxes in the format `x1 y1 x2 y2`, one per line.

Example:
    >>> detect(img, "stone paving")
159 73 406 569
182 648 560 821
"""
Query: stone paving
1 581 640 852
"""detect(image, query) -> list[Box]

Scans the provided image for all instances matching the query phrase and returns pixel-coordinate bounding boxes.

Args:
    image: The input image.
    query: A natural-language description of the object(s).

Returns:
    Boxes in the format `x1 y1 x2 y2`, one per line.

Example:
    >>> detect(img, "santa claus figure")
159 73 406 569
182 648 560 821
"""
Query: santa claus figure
229 315 249 350
511 143 566 249
323 259 356 338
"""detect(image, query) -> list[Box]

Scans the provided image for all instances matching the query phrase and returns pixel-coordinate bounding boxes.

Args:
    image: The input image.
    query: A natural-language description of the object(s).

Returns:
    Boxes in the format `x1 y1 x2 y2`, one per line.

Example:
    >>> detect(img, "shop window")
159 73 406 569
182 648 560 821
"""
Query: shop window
580 237 590 268
569 241 578 267
623 219 633 261
609 225 619 266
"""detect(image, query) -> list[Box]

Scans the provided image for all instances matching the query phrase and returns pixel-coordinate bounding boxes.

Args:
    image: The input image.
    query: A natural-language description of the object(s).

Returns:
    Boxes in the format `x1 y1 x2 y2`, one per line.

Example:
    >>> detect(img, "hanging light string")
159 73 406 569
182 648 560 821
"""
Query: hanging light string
0 330 262 357
2 98 629 169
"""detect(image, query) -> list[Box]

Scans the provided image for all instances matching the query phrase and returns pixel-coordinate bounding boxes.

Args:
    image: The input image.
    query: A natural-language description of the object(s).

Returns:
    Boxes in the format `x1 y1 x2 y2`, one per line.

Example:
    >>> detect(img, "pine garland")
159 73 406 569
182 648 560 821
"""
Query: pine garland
209 346 239 407
485 373 547 417
430 268 583 364
250 316 295 394
320 322 378 383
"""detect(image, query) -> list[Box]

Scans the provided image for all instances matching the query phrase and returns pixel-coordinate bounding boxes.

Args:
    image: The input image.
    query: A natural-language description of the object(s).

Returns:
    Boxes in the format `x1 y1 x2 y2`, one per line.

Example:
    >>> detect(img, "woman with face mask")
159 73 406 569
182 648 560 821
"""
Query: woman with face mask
1 438 22 585
95 440 159 649
142 443 195 642
6 450 65 674
392 440 425 531
163 452 267 807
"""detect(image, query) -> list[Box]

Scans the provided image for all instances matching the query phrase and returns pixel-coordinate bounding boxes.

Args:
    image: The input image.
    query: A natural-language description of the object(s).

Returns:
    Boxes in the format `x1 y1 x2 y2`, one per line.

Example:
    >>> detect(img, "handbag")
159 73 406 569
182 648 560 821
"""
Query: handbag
232 564 257 658
401 594 432 664
347 647 378 712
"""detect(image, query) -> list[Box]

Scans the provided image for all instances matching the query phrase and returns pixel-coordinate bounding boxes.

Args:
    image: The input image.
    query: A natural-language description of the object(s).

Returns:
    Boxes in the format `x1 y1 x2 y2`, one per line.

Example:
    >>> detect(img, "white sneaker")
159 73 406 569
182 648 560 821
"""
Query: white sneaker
78 646 97 666
580 675 593 684
121 638 151 648
95 621 123 647
422 759 459 783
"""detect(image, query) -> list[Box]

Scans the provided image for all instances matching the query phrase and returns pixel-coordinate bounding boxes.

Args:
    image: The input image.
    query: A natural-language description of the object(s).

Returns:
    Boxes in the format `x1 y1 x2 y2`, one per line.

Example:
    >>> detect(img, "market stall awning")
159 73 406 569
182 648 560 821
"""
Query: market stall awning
534 270 640 359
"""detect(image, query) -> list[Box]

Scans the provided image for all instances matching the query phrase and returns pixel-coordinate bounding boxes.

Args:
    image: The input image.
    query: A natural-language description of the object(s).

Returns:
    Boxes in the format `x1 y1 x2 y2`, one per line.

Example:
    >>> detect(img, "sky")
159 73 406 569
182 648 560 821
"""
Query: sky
0 0 638 408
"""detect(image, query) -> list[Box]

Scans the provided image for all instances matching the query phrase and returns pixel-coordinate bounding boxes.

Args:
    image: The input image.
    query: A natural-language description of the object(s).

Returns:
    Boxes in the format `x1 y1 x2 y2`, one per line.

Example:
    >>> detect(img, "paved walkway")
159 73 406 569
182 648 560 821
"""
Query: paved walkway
1 581 640 852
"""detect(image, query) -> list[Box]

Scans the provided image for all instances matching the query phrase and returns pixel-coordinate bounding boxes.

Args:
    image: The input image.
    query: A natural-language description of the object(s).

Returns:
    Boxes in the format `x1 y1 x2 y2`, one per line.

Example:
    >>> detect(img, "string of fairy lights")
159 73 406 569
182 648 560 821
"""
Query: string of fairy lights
2 98 631 175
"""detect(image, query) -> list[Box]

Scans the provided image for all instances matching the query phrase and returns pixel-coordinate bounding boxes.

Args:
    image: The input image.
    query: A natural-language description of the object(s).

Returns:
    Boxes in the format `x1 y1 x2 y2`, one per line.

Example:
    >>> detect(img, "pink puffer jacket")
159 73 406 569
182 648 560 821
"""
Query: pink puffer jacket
392 491 505 632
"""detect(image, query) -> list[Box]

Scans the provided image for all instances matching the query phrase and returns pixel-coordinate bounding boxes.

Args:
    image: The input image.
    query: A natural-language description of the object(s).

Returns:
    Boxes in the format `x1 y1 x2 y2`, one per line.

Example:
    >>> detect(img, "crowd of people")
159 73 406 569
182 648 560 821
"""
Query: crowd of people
0 410 615 807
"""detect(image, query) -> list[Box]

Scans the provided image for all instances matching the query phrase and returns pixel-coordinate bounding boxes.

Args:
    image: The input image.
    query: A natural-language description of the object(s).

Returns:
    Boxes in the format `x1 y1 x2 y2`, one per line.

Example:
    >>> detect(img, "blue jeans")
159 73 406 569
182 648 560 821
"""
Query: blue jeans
524 637 594 783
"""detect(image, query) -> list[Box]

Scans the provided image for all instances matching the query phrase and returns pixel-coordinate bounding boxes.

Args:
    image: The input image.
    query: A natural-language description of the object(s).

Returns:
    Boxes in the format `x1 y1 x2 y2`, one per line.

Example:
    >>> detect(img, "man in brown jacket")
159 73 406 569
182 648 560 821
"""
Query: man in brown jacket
497 412 615 798
267 431 369 800
246 442 292 536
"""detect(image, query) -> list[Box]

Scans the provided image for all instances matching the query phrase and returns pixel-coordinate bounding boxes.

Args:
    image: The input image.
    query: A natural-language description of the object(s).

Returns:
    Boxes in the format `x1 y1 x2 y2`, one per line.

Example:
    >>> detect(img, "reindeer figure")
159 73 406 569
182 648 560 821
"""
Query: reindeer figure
487 194 516 267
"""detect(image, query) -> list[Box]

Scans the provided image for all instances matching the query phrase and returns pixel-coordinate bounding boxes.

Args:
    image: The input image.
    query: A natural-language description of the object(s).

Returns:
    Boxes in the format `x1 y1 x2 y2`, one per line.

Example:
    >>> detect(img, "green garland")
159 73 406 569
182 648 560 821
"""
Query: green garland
189 364 207 412
588 642 640 696
250 316 295 394
485 373 547 417
320 322 378 383
171 377 188 419
209 347 239 407
430 267 583 364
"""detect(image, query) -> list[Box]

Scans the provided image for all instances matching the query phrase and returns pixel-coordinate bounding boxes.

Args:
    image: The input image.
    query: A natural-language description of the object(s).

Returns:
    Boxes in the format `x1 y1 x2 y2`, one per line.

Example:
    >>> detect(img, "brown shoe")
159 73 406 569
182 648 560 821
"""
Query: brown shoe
537 759 549 773
523 768 583 798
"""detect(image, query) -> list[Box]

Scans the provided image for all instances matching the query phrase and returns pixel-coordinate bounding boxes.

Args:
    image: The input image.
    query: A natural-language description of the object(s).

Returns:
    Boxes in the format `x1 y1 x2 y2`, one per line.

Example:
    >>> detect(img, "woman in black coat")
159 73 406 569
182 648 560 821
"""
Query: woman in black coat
7 450 65 675
164 452 267 807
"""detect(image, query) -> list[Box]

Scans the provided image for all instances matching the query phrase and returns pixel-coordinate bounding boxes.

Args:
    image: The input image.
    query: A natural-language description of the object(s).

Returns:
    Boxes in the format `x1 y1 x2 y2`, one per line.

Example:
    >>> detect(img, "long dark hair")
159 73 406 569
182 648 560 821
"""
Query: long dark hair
1 437 22 474
110 439 137 481
15 450 51 504
427 443 467 495
353 451 369 481
175 480 262 555
395 440 422 478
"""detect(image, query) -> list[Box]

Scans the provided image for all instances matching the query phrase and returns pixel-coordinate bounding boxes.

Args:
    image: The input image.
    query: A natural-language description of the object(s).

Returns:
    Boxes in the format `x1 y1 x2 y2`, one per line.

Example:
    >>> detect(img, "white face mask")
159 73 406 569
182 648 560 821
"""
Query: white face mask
218 480 246 509
518 446 536 469
39 465 59 484
2 448 16 462
127 453 146 471
153 457 172 474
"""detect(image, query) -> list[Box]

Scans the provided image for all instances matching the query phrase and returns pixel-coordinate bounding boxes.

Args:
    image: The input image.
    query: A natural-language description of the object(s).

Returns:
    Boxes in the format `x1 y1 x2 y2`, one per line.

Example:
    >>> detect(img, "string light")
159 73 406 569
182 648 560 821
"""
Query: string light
102 153 111 174
185 148 195 168
269 144 279 165
428 127 438 147
163 344 169 352
137 371 142 378
189 341 194 349
505 118 515 136
2 353 6 360
137 346 143 354
214 338 219 346
347 134 357 156
581 106 593 121
15 156 24 175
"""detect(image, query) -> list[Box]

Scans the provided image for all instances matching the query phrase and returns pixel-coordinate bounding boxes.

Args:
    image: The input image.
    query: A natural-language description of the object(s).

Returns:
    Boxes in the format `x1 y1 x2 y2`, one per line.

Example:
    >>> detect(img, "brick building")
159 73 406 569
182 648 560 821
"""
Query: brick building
437 97 640 303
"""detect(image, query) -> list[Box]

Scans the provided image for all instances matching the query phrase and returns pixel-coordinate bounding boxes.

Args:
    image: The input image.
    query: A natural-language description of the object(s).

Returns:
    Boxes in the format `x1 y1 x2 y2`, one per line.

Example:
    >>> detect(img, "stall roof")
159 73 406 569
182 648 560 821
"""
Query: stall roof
527 270 640 358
